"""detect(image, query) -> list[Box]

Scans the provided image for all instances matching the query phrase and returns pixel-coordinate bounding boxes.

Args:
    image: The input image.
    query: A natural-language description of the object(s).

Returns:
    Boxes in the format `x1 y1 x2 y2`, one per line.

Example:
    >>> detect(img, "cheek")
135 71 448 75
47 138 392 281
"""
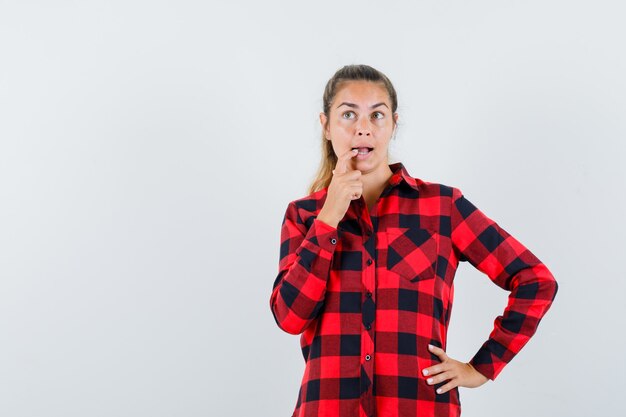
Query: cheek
330 123 352 137
375 120 392 129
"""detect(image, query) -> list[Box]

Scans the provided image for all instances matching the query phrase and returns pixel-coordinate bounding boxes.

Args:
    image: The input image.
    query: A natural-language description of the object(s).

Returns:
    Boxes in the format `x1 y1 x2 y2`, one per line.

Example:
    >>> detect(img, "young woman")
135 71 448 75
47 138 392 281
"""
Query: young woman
269 64 558 417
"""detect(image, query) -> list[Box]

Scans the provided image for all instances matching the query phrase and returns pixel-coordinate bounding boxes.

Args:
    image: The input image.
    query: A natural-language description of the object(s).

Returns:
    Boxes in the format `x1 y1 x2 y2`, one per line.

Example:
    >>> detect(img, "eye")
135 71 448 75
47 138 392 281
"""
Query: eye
342 111 355 119
372 111 384 119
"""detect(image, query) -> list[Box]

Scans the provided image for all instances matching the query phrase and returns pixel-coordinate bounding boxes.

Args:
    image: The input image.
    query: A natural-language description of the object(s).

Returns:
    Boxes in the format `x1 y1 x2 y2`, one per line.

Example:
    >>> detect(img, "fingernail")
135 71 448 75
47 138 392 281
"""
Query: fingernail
427 378 433 384
428 344 433 349
422 369 428 376
437 388 442 394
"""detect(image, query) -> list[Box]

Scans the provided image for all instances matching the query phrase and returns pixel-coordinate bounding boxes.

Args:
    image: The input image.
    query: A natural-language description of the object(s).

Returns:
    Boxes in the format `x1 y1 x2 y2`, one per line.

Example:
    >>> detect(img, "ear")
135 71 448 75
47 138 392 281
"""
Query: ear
319 112 330 139
393 112 399 126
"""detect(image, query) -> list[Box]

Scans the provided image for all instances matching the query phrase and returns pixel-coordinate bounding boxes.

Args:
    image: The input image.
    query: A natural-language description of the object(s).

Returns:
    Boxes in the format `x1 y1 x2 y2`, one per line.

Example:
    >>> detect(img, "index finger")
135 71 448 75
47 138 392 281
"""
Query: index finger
334 148 359 175
427 344 448 360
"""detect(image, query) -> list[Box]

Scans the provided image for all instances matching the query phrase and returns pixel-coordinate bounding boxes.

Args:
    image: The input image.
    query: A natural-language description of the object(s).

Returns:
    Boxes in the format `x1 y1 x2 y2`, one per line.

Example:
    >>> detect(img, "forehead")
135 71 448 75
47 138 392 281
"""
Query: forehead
333 80 390 105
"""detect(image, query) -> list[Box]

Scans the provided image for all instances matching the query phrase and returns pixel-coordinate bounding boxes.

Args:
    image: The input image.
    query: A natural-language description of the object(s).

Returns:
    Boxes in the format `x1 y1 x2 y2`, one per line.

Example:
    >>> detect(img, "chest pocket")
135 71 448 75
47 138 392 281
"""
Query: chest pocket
384 227 438 282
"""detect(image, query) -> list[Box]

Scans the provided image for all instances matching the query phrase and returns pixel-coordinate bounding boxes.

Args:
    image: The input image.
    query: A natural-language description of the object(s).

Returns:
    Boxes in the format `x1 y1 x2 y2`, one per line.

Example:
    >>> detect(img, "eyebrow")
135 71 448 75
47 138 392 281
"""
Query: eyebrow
336 102 389 110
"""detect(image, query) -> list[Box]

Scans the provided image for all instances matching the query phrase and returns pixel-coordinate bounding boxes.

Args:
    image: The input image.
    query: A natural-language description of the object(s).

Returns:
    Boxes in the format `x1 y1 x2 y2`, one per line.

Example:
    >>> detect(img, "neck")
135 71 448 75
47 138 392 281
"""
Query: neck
361 163 394 207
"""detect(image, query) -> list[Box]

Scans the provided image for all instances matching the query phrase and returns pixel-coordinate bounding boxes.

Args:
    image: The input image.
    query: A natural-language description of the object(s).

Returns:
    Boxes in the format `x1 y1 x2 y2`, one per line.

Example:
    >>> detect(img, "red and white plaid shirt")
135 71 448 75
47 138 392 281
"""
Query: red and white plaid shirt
270 162 558 417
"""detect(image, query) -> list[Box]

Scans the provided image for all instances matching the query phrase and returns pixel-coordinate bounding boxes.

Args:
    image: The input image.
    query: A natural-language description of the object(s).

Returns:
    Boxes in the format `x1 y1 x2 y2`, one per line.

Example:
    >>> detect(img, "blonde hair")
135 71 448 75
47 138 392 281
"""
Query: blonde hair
308 64 399 194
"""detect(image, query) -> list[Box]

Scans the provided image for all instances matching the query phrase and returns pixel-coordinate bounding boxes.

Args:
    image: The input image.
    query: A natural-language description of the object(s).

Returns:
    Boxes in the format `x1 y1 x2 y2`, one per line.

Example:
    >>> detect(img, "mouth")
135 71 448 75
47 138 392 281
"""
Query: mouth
352 147 374 155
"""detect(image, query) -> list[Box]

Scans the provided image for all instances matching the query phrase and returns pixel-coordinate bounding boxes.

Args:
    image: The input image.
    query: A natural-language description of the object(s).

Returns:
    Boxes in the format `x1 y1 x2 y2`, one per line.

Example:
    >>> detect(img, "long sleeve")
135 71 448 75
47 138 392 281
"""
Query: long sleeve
269 201 340 335
450 187 558 381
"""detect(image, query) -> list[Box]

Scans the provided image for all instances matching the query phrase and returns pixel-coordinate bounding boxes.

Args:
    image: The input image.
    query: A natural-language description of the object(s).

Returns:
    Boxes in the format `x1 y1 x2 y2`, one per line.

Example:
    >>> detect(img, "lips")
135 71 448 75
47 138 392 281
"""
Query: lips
352 146 374 152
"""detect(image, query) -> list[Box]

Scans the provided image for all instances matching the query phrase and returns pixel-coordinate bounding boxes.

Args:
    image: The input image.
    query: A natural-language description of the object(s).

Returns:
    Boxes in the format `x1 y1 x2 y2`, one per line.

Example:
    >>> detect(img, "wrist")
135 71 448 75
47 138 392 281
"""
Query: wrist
317 210 339 228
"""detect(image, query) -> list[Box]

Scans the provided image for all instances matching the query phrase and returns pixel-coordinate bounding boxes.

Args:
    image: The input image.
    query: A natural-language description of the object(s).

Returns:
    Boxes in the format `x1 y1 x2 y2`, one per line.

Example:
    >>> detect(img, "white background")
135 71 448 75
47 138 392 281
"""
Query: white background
1 1 624 416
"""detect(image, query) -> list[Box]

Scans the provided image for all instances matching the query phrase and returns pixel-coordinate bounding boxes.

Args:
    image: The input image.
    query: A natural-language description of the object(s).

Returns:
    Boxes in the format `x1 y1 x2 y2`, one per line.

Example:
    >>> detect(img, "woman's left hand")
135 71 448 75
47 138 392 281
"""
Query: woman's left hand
421 344 489 394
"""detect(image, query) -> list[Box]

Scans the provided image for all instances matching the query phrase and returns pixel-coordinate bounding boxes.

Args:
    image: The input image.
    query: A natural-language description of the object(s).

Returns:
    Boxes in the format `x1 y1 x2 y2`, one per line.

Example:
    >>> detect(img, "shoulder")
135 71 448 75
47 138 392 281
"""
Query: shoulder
413 177 462 200
281 187 328 228
288 187 328 212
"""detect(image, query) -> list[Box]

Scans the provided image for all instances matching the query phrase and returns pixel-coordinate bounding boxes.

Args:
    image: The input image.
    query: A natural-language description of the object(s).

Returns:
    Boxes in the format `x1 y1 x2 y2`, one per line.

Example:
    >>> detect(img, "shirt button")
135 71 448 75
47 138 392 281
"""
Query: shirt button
366 292 372 298
330 238 337 244
365 354 371 361
367 259 373 265
365 324 371 330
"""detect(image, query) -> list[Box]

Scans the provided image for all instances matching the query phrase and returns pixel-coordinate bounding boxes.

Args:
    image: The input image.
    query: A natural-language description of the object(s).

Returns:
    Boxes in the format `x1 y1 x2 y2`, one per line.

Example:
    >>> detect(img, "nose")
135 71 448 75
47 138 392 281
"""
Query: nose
356 117 371 136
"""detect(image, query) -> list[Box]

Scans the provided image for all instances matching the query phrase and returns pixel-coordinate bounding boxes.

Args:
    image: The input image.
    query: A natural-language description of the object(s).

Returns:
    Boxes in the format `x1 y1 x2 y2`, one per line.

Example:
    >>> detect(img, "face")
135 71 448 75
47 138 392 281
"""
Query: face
320 80 398 175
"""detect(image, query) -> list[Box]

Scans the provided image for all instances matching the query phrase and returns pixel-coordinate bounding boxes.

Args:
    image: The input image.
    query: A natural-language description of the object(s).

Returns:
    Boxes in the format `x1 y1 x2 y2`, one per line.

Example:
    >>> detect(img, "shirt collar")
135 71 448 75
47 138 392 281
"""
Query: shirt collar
388 161 421 192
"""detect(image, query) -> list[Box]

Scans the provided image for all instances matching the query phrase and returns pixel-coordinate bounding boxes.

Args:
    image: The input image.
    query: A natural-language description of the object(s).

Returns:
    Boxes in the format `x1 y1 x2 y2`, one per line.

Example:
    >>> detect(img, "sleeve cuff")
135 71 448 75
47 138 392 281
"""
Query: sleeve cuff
302 217 340 255
468 339 509 381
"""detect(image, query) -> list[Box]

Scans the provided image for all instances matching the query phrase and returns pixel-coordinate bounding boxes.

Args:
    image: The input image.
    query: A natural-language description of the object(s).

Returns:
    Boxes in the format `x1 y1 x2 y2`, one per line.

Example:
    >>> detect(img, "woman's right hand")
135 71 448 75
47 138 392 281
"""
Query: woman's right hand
317 149 362 228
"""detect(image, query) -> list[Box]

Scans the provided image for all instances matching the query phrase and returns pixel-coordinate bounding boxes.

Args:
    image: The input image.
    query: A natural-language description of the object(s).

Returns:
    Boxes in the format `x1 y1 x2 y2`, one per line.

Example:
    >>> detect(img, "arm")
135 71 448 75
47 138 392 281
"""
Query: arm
450 187 558 381
269 201 340 335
